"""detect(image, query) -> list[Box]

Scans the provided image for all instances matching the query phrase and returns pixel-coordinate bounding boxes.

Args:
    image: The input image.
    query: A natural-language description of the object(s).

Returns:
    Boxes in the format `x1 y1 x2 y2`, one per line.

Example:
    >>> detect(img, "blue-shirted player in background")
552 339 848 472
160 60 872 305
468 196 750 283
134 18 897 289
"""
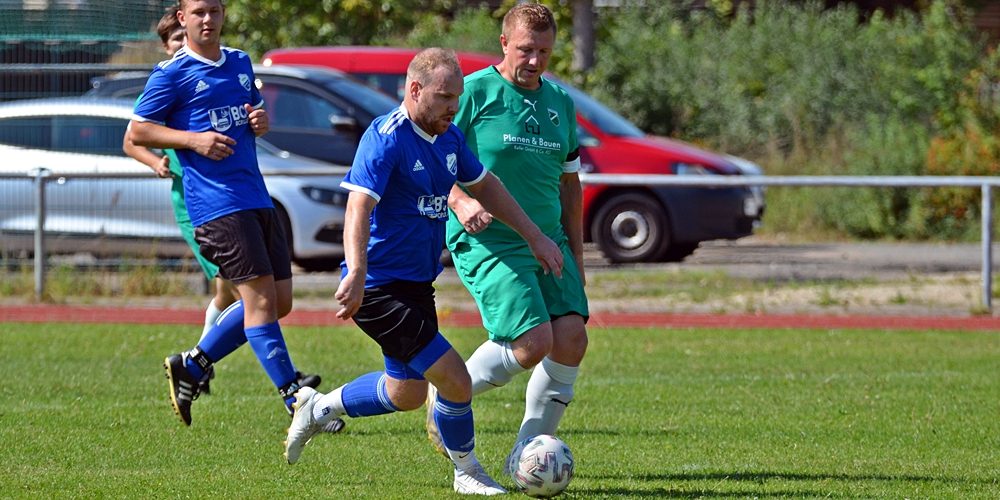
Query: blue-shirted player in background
283 48 564 495
129 0 329 428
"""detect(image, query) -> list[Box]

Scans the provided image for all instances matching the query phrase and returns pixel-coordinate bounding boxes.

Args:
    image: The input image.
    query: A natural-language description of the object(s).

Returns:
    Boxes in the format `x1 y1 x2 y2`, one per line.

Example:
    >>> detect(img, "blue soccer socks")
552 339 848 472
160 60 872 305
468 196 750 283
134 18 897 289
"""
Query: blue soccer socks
185 300 247 380
245 321 299 407
340 372 399 418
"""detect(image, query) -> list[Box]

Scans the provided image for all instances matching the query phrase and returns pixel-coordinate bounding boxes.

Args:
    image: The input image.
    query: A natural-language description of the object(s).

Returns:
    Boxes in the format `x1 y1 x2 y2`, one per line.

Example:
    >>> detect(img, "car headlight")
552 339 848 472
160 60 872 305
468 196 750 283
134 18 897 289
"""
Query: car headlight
301 186 347 206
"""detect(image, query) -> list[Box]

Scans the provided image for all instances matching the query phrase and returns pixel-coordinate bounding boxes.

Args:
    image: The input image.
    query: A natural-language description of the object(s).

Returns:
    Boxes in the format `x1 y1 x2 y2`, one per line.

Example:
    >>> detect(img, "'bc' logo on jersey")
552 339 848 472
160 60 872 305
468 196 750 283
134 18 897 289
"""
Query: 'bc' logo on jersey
417 195 448 219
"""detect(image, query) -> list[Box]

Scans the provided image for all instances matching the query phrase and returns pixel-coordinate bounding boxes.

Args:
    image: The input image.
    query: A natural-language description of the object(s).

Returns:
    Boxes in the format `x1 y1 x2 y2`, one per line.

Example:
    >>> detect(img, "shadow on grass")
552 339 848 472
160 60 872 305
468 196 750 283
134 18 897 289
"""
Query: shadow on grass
573 470 991 497
569 486 851 498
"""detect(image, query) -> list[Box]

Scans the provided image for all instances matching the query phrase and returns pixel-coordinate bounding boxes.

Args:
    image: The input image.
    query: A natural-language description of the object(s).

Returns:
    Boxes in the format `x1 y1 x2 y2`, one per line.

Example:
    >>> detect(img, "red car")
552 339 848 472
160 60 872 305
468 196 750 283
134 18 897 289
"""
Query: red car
263 46 765 263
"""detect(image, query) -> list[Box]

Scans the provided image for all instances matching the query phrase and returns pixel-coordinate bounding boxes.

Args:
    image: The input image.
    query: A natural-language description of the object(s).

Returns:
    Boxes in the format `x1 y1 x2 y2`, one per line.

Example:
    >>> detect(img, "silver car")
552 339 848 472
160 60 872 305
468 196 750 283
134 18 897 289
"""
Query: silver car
0 98 349 270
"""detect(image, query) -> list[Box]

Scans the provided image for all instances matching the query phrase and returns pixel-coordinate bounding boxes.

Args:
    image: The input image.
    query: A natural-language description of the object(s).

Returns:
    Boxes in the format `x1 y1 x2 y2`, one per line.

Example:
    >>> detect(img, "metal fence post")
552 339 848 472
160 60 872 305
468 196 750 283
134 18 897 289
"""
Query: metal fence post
30 168 51 301
982 184 993 312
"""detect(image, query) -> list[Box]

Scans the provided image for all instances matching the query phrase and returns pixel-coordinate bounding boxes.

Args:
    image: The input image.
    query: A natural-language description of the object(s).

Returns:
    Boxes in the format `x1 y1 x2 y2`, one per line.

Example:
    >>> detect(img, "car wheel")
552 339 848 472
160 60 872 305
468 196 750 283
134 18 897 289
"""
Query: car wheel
590 192 671 263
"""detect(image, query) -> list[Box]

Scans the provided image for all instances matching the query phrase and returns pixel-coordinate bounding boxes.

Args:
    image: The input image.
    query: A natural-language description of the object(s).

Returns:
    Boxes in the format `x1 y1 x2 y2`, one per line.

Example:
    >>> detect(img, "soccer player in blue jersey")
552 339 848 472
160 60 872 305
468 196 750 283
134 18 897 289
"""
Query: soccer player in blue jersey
283 48 563 495
123 5 239 396
129 0 328 428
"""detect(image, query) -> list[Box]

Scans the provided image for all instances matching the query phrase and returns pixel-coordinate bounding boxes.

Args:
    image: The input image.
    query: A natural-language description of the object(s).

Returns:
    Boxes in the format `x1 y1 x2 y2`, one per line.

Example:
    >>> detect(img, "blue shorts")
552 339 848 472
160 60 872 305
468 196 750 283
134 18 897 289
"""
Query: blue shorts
383 332 451 380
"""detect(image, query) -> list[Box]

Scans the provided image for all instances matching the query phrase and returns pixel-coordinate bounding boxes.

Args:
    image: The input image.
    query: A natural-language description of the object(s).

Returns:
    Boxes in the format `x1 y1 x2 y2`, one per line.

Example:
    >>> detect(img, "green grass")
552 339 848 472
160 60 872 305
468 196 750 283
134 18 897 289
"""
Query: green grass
1 323 998 498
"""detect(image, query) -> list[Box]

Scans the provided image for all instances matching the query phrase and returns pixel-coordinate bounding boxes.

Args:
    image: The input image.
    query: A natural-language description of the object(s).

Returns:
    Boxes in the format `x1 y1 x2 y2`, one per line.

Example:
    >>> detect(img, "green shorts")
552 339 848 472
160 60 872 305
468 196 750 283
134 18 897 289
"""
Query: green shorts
171 177 219 281
450 235 589 342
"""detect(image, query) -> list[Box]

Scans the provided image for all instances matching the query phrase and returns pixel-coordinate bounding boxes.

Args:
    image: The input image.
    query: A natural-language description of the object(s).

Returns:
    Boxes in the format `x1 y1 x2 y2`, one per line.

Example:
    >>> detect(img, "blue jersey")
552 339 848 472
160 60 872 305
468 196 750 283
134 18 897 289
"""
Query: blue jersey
132 46 271 227
341 105 487 286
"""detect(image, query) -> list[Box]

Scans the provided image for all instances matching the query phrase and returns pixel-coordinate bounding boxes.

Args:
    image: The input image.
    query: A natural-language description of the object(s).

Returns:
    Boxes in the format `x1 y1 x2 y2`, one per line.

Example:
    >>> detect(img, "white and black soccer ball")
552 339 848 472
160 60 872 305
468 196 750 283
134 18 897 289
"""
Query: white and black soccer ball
507 434 574 498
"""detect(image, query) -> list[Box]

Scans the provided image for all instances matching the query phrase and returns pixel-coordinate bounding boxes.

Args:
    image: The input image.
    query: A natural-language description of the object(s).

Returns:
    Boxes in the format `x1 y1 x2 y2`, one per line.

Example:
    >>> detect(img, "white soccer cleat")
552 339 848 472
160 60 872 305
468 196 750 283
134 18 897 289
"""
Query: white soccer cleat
284 386 322 464
453 462 507 496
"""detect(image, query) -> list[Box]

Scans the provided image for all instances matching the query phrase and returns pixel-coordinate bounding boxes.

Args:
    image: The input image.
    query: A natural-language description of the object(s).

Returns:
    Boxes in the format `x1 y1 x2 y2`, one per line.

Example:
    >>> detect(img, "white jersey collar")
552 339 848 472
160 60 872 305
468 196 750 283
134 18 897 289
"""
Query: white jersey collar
182 45 227 67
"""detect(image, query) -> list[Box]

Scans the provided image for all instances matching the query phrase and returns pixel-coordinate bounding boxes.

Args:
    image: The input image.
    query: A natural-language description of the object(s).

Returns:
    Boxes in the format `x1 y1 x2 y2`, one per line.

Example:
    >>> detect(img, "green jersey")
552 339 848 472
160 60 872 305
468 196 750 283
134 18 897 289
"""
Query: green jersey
447 67 580 245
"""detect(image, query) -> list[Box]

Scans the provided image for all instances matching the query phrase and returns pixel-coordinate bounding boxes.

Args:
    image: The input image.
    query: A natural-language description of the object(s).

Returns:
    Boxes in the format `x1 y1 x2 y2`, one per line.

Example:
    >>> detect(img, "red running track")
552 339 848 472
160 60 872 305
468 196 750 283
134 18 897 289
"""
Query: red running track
2 304 999 331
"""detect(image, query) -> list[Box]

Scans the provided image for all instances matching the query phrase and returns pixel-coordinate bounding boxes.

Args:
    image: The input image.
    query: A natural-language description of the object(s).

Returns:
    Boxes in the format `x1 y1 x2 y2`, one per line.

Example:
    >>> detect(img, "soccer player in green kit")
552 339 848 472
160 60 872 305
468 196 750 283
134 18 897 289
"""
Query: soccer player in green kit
428 2 590 462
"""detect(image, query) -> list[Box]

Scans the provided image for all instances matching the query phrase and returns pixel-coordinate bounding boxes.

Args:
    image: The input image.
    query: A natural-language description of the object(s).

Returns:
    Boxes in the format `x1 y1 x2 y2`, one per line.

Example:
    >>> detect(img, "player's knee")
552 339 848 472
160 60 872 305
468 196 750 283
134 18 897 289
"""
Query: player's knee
392 388 428 411
558 328 588 360
435 369 472 403
552 318 588 362
276 298 293 319
514 327 554 368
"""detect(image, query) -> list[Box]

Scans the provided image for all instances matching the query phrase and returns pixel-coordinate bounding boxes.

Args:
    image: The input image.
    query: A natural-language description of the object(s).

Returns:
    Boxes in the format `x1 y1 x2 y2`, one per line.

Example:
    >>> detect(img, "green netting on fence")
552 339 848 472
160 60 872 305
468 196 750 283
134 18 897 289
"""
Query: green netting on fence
0 0 176 42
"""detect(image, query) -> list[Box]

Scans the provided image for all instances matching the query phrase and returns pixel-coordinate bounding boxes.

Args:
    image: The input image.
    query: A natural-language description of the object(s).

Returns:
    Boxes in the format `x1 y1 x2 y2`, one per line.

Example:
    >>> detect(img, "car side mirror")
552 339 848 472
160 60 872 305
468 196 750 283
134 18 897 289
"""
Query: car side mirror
329 115 358 133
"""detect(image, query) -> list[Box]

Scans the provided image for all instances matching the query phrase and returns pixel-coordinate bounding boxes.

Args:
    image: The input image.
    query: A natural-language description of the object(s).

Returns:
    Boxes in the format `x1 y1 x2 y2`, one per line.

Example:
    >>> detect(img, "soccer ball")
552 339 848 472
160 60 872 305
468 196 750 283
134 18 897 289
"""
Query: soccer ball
507 434 574 498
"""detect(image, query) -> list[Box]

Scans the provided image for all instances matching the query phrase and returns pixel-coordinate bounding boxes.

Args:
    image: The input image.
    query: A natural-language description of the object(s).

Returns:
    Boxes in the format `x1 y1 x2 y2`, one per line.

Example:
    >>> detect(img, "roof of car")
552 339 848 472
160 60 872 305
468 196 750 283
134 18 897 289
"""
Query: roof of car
263 46 500 76
0 97 135 118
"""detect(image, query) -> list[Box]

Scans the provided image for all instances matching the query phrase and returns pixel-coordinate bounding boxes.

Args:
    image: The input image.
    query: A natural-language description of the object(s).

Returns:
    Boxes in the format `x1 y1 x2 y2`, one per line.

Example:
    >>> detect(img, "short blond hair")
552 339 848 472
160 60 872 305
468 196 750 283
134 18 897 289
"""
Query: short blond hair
406 47 462 86
502 3 556 37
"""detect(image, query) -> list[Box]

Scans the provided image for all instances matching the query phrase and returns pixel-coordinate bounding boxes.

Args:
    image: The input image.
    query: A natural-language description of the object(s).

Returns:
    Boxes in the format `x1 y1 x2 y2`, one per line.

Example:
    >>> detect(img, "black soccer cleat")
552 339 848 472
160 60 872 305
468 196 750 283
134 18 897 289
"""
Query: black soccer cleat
164 353 201 426
197 365 216 396
297 371 321 389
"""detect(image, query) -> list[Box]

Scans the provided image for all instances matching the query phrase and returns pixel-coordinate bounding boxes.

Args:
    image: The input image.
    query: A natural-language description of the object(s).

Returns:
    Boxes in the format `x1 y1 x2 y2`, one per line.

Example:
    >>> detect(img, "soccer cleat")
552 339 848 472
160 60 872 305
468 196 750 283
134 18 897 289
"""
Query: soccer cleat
321 417 346 434
503 445 517 477
297 371 321 389
453 463 507 496
425 384 448 458
164 353 200 426
284 386 324 464
198 365 215 396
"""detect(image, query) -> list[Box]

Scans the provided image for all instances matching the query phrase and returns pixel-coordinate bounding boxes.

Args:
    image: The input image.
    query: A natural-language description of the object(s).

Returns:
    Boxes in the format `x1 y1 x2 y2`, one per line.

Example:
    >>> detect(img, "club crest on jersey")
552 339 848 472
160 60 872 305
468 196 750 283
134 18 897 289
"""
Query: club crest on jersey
208 105 249 132
238 73 251 91
446 153 457 175
548 108 560 126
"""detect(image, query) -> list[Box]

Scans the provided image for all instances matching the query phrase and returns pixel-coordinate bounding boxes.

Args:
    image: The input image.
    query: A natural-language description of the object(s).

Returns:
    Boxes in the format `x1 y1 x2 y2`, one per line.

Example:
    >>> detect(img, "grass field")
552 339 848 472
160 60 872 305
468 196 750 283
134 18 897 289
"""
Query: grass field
1 322 998 498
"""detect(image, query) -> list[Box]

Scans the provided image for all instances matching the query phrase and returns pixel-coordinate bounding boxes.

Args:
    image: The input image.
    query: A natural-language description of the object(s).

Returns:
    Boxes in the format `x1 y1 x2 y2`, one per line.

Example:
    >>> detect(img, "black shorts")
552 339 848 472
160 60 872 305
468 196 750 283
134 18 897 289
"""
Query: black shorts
353 281 439 363
194 208 292 284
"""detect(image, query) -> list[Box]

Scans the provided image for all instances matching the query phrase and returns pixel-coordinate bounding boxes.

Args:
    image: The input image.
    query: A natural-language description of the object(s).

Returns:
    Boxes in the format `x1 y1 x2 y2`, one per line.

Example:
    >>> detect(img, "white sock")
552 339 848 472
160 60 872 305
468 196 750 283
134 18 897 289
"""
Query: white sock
517 357 578 442
449 450 479 472
200 300 224 339
312 386 346 424
466 340 528 396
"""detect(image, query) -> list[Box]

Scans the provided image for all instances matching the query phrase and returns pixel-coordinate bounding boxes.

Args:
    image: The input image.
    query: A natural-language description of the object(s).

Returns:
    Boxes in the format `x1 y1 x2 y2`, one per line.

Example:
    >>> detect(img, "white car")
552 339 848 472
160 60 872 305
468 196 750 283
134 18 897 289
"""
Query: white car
0 98 349 270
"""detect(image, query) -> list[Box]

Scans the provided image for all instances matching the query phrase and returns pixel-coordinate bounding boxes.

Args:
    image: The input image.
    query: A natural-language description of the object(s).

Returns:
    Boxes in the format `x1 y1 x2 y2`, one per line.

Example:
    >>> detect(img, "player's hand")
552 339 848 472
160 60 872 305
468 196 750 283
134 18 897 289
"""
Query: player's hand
454 196 492 234
191 131 236 161
246 104 269 137
153 155 172 178
528 234 563 279
335 272 365 320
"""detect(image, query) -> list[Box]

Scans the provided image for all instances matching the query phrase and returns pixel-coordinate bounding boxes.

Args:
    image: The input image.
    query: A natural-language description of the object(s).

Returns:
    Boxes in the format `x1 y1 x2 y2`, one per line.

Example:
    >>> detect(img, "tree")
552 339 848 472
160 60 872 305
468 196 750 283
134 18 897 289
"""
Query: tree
571 0 595 72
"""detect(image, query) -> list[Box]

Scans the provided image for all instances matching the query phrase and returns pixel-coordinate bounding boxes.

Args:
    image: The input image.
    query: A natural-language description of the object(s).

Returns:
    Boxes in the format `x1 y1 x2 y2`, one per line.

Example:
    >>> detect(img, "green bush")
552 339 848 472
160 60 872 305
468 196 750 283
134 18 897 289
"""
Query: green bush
587 0 989 240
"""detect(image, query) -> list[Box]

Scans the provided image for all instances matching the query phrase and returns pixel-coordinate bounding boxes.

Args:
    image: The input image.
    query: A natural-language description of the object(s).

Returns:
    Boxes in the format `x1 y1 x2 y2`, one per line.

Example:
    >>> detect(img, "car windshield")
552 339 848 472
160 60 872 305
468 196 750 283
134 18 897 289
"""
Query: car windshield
321 78 399 116
546 76 645 138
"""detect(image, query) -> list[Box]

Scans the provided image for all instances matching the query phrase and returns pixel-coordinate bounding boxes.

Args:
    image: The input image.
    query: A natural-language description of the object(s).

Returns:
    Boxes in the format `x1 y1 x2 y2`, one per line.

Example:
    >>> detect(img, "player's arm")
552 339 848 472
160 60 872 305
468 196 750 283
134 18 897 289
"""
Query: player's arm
123 123 171 178
448 183 493 234
129 120 236 161
334 191 376 320
559 167 586 286
466 172 563 278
